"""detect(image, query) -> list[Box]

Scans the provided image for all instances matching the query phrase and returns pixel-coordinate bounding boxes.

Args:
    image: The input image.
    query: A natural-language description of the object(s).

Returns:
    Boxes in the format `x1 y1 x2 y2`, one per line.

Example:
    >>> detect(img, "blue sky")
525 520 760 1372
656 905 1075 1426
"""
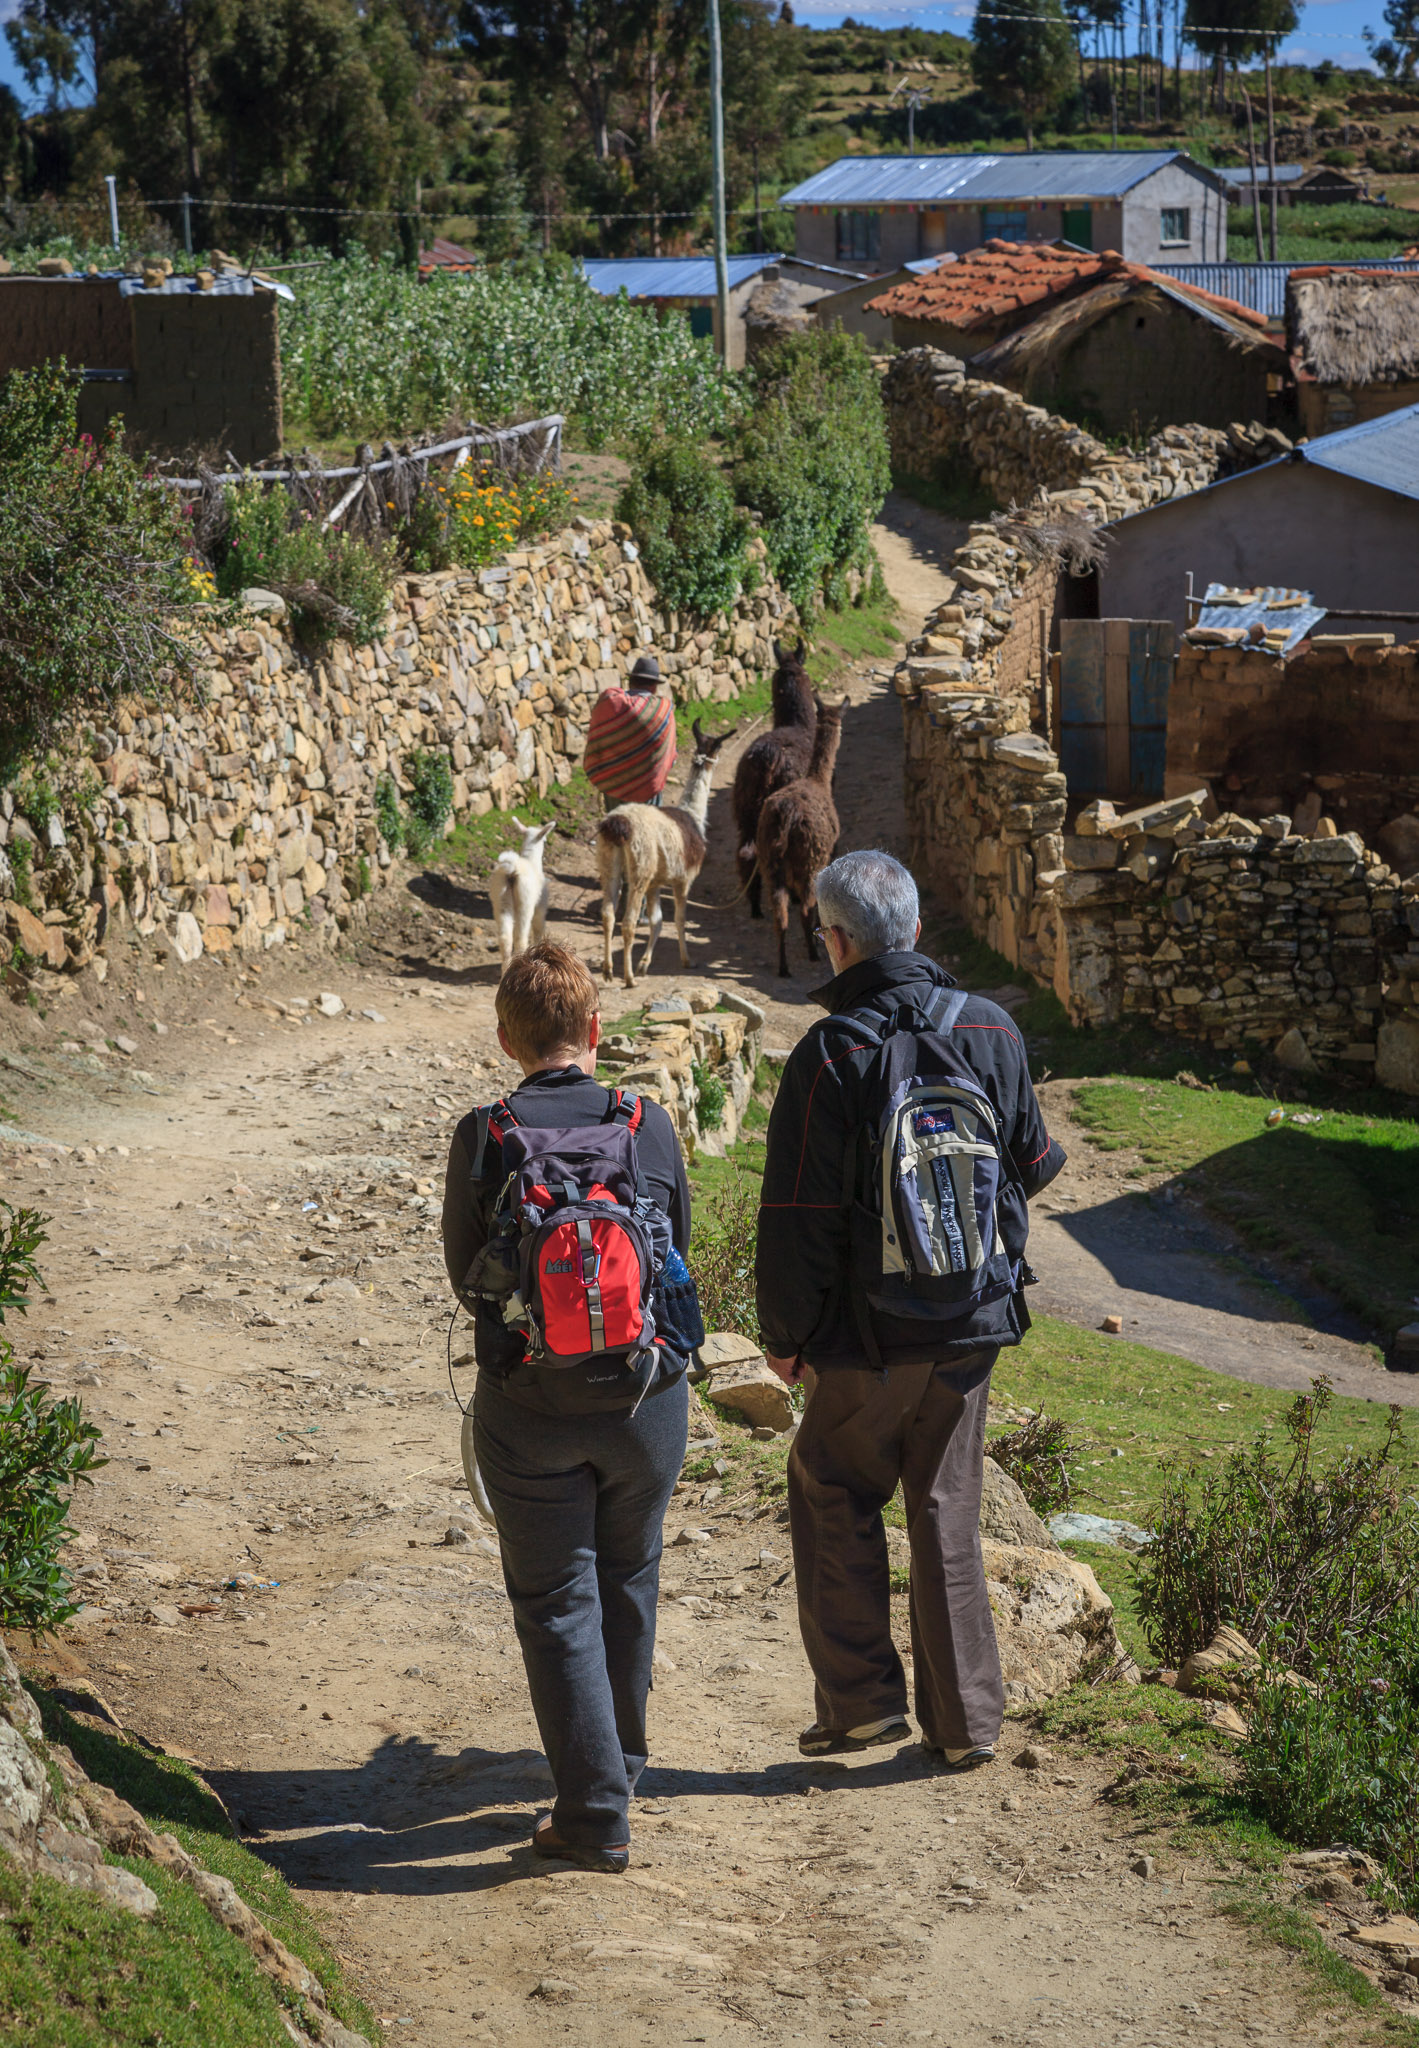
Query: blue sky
797 3 1391 72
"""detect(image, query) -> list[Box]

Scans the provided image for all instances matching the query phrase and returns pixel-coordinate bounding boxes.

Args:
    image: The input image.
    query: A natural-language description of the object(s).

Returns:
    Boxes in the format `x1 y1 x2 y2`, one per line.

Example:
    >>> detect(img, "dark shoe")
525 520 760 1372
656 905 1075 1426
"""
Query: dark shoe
532 1815 629 1873
922 1741 996 1774
799 1715 911 1757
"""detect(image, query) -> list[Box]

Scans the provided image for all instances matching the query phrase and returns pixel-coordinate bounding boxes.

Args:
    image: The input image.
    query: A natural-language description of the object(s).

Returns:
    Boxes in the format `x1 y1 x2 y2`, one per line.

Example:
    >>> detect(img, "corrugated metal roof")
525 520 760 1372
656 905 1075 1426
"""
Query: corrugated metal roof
579 254 779 299
1197 582 1325 651
1154 258 1419 320
1215 164 1308 187
779 151 1201 208
1301 399 1419 504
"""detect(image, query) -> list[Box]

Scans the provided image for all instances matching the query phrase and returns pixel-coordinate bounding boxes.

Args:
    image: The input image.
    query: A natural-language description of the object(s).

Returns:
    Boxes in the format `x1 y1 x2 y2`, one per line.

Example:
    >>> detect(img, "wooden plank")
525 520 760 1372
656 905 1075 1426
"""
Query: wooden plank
1059 619 1105 723
1104 618 1131 801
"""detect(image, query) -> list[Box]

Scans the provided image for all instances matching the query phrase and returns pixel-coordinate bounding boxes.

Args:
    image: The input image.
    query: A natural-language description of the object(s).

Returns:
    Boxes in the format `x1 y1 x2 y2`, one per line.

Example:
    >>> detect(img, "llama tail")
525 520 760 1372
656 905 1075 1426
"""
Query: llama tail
600 814 634 849
494 850 520 873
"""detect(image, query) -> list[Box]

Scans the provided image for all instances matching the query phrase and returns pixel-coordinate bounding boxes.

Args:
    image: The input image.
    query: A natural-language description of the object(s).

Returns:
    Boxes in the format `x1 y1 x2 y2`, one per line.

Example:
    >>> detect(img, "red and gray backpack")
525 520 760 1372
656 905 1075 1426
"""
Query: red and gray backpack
464 1088 667 1379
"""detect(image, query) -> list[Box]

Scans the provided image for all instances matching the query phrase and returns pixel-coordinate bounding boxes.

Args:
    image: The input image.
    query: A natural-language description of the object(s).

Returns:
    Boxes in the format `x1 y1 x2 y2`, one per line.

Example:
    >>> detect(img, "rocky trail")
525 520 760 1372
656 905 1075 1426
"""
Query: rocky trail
1 496 1413 2045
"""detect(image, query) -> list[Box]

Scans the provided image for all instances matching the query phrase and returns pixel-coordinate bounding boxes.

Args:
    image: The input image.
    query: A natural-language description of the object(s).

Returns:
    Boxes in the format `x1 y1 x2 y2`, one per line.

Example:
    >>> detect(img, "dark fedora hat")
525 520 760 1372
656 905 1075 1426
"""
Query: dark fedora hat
627 654 662 687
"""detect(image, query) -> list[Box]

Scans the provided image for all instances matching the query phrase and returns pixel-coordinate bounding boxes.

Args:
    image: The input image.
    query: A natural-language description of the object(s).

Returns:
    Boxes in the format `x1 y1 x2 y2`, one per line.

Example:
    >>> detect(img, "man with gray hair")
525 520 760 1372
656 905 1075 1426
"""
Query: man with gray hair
756 849 1064 1771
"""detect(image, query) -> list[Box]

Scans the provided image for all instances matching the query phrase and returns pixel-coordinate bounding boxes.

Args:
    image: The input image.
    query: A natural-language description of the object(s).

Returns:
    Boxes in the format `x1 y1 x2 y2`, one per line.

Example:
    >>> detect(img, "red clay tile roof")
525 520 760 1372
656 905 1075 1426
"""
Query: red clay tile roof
866 239 1270 334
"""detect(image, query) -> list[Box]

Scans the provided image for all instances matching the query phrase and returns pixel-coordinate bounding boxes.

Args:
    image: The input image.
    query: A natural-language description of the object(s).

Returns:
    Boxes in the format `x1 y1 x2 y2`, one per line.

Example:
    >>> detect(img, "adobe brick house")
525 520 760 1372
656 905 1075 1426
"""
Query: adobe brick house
778 150 1226 274
0 272 285 461
868 241 1285 434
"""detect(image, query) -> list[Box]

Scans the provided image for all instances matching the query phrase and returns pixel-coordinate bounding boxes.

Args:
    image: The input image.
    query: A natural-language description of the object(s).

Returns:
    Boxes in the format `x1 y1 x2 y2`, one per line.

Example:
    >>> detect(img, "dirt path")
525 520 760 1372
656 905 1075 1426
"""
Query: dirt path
0 972 1377 2048
1 502 1409 2039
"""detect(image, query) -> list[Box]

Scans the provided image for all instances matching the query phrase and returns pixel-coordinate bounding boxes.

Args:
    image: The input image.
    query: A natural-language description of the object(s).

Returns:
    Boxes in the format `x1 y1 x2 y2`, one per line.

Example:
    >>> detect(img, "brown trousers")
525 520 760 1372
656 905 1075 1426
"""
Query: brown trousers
786 1351 1003 1752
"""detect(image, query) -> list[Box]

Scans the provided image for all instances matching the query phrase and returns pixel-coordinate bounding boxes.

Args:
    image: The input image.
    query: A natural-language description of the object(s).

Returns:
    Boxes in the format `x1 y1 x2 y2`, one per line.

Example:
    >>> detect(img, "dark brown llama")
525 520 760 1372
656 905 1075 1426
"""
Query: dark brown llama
755 695 846 979
731 637 817 919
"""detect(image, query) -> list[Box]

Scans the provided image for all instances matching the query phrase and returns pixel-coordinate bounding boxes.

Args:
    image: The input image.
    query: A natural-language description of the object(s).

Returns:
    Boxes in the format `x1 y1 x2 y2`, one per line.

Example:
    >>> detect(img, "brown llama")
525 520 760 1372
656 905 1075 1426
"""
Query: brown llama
731 637 817 919
755 695 846 979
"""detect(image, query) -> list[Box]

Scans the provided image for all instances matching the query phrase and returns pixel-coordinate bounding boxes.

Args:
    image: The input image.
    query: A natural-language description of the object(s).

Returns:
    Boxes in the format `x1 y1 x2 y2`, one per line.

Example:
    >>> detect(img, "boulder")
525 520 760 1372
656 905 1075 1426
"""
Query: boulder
703 1344 794 1434
1376 812 1419 878
1376 1017 1419 1098
981 1537 1135 1703
1177 1623 1259 1698
979 1457 1055 1549
1274 1026 1317 1073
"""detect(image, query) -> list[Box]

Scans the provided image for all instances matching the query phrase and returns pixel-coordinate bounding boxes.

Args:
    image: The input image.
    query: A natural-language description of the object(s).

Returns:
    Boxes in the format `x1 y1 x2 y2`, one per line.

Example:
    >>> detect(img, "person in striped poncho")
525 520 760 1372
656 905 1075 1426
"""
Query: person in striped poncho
584 655 677 811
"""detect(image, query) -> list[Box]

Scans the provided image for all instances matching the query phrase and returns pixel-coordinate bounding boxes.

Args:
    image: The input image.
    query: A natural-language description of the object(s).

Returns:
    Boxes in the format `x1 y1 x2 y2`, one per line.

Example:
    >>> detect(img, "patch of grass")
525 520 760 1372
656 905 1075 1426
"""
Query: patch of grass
441 768 598 874
0 1851 297 2048
892 464 995 524
1070 1078 1419 1340
806 590 901 680
993 1314 1417 1529
25 1686 377 2042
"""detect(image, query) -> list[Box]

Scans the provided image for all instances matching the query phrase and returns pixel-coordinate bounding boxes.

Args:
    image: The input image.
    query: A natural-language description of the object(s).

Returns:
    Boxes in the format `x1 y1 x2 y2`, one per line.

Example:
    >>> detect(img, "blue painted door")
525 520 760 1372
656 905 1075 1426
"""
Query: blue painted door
1058 619 1175 802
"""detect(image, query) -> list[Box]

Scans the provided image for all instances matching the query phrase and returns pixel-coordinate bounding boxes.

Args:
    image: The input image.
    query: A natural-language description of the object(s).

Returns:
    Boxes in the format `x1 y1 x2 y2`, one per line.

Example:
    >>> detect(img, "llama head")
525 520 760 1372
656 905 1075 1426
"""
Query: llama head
690 717 736 771
511 816 556 858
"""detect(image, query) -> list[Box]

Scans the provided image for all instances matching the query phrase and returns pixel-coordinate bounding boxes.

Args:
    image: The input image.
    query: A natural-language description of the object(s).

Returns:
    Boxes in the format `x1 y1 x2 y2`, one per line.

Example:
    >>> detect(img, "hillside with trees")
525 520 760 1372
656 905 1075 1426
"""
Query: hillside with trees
2 3 1416 264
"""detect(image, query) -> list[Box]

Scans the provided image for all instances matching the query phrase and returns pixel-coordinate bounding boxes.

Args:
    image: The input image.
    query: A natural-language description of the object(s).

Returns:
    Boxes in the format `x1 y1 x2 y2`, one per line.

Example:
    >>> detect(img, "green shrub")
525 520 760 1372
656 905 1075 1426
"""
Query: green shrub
374 771 404 851
692 1059 726 1134
1134 1379 1419 1673
214 482 394 648
987 1409 1077 1517
0 363 203 779
617 441 752 620
403 748 454 858
0 1204 105 1630
733 327 890 616
690 1168 759 1342
1244 1610 1419 1913
1322 147 1358 168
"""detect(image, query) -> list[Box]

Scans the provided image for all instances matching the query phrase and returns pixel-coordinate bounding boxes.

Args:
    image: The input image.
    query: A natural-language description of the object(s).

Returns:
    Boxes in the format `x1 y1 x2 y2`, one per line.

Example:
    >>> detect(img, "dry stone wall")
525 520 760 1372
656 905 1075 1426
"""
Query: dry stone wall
890 349 1419 1091
881 346 1292 518
0 519 797 979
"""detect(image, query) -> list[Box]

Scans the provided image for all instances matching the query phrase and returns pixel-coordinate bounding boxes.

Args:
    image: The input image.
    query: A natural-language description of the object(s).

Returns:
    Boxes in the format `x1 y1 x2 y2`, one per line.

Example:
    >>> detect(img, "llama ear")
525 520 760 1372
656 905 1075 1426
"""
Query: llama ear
692 716 705 744
773 638 784 665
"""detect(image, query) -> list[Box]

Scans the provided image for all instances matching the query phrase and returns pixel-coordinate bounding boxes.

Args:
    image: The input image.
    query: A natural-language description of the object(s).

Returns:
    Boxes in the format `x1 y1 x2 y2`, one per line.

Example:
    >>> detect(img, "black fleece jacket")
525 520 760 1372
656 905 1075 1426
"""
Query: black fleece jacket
754 951 1066 1369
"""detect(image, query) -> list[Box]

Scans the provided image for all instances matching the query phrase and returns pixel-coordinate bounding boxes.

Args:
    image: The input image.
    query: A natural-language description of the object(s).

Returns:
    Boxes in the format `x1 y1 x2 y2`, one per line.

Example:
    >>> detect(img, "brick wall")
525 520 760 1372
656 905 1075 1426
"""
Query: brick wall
0 278 281 462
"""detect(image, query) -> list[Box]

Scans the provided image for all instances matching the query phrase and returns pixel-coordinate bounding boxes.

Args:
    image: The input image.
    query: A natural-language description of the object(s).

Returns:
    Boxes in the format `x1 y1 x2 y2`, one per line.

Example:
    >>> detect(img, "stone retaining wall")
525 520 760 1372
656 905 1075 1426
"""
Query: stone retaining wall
881 346 1291 519
0 520 798 978
890 348 1419 1091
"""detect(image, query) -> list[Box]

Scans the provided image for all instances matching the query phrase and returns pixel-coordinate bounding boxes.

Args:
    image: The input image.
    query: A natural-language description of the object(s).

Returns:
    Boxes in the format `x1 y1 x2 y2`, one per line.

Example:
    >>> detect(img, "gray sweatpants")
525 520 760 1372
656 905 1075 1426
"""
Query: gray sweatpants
786 1350 1003 1752
474 1370 689 1847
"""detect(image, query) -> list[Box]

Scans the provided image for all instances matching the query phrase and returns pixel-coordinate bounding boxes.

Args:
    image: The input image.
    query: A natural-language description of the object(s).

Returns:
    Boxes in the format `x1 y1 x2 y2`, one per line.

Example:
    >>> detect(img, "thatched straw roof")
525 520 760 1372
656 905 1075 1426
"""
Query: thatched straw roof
1288 272 1419 386
971 272 1284 384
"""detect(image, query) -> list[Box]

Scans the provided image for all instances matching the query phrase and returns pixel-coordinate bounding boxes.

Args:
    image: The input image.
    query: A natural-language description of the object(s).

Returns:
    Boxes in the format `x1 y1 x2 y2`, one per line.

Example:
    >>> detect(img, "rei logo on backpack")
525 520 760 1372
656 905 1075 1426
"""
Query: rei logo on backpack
836 987 1020 1365
464 1088 665 1378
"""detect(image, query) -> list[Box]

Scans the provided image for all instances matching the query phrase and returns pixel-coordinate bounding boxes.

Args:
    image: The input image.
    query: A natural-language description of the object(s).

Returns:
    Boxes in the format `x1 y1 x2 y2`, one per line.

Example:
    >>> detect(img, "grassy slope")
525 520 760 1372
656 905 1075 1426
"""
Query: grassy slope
3 1682 377 2047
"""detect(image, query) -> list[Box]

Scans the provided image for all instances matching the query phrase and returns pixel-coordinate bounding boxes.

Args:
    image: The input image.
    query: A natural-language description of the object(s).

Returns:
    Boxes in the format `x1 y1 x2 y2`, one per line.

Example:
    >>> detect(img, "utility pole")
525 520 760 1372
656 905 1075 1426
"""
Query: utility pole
105 174 120 249
181 192 193 255
1263 39 1279 262
707 0 730 365
1242 90 1264 261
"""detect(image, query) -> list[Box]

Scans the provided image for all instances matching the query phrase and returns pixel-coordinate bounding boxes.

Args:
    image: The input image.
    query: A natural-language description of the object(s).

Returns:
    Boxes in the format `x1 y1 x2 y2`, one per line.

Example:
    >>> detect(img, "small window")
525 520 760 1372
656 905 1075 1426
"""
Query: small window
982 207 1029 243
836 209 880 263
1160 207 1191 246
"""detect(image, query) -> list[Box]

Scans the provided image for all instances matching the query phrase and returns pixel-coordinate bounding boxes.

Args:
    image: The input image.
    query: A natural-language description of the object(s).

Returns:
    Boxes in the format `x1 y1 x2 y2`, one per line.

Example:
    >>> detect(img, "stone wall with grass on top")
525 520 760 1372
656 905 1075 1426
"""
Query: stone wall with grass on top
0 518 798 981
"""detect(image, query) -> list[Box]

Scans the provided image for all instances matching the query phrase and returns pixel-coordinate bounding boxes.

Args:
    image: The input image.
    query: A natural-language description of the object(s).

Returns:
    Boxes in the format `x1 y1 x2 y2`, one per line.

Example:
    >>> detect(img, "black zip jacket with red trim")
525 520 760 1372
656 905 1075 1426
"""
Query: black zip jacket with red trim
754 951 1066 1369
